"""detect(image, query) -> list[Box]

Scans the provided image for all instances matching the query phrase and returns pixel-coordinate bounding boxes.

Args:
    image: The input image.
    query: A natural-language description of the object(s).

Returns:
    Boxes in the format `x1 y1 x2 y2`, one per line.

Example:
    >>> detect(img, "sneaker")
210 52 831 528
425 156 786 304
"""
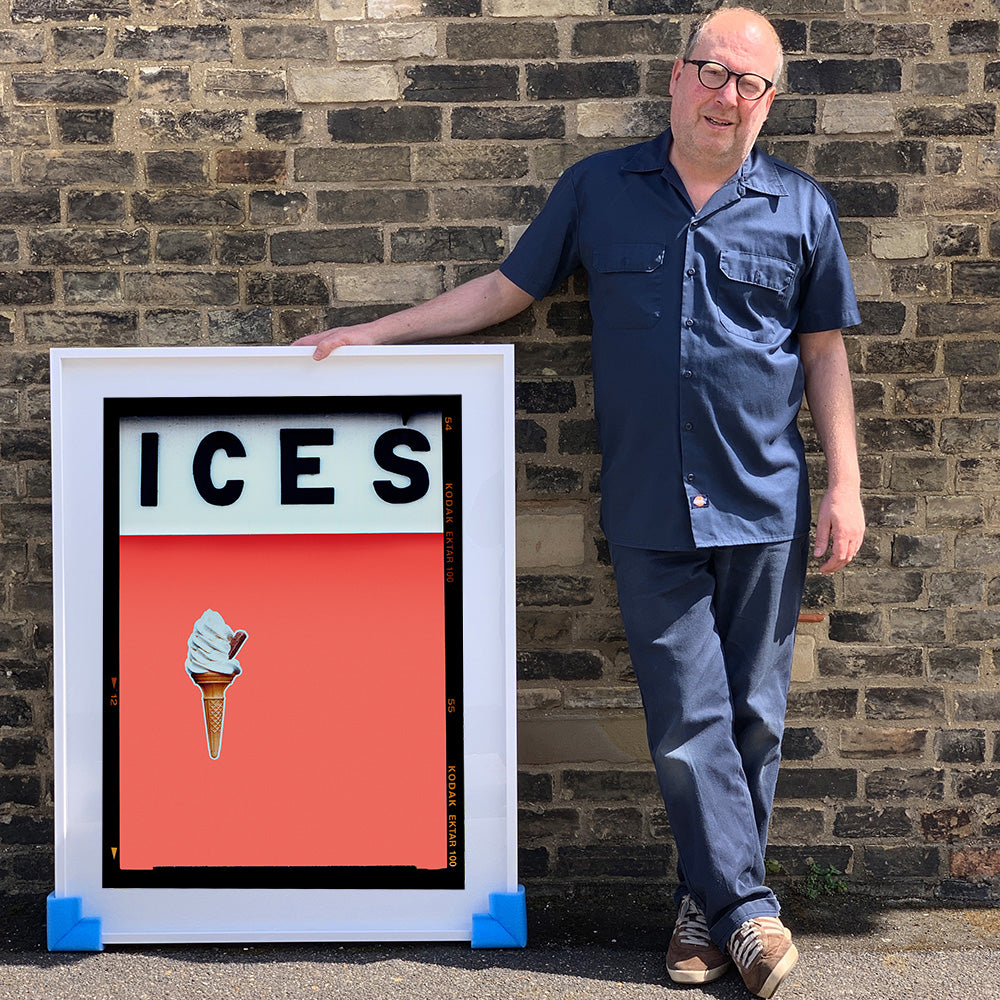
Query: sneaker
728 916 799 999
666 894 732 984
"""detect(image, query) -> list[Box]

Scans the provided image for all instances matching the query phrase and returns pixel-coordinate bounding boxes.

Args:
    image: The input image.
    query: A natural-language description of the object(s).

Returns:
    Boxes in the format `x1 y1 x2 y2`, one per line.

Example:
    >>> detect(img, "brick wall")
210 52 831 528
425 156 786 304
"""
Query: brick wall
2 0 1000 944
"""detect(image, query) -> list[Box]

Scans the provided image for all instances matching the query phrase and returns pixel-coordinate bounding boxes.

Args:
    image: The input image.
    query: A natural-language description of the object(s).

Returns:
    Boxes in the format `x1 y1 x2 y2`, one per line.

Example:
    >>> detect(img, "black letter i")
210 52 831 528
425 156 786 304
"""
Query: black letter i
140 432 159 507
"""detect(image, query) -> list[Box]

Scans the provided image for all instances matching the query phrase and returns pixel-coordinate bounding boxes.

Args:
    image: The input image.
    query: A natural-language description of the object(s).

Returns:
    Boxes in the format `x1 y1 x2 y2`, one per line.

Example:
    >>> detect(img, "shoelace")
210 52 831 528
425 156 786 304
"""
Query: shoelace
675 896 713 947
729 920 766 970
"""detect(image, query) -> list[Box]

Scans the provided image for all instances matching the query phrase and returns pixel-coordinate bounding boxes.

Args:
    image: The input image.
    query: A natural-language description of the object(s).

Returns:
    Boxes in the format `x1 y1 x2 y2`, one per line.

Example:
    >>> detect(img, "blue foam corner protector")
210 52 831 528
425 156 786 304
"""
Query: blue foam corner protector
47 893 103 952
471 884 527 948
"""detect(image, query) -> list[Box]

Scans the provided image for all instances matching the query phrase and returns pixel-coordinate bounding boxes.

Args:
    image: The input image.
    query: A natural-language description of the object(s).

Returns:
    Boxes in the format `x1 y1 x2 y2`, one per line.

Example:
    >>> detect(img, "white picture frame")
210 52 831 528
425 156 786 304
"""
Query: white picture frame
49 346 521 948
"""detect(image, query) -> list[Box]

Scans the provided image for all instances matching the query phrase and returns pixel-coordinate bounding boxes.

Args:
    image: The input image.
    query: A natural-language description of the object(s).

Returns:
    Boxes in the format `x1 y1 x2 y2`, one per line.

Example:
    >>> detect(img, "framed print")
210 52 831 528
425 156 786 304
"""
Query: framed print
49 346 521 947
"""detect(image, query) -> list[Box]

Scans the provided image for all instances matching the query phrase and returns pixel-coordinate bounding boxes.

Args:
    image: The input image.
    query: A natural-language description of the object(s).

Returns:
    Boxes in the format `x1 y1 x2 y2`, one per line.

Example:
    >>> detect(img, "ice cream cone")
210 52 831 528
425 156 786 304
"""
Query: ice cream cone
192 669 236 759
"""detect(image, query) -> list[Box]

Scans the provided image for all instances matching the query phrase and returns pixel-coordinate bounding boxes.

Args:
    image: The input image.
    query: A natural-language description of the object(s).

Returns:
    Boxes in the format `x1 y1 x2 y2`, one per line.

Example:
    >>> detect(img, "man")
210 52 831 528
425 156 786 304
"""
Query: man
296 7 864 998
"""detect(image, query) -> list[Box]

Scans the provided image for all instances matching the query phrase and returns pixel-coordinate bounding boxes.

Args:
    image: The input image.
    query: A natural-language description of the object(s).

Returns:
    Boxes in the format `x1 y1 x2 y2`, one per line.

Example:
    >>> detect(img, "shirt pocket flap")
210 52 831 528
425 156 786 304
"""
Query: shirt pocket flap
719 250 796 294
593 244 665 274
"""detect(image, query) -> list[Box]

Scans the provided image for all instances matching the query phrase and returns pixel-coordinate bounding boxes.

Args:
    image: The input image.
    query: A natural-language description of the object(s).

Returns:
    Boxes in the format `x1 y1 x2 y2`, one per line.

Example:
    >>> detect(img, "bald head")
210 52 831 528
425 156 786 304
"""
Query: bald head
683 7 784 84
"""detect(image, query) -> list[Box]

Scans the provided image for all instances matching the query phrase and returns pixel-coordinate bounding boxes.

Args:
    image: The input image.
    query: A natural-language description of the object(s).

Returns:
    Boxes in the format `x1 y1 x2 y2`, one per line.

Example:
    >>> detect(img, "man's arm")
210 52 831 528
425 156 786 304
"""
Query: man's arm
293 269 535 360
800 328 865 575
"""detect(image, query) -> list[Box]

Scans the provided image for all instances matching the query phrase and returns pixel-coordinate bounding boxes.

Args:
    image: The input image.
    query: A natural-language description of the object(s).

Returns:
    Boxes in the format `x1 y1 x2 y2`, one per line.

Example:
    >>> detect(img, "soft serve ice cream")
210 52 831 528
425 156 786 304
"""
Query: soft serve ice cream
186 608 245 678
186 609 247 759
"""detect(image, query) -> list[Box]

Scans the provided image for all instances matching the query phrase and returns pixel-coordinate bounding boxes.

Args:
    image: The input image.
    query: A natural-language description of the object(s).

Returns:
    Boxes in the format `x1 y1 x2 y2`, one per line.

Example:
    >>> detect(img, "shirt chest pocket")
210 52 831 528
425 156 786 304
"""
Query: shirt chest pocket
714 249 799 344
590 243 666 331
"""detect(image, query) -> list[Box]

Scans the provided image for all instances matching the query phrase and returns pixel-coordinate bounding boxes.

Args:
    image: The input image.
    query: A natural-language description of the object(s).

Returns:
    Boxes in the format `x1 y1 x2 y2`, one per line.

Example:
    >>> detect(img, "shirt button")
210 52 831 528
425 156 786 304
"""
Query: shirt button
684 422 693 431
686 268 695 277
683 370 693 379
686 473 695 483
684 319 693 328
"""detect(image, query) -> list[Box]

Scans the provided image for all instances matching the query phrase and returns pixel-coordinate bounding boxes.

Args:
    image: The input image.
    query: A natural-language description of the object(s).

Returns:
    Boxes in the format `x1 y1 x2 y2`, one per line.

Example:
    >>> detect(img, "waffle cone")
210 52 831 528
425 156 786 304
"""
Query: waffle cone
192 669 236 759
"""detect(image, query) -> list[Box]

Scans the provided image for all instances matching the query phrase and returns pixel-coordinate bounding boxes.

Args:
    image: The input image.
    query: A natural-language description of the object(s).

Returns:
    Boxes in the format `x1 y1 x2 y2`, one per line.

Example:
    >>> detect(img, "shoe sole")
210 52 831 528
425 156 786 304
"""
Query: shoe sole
667 959 732 985
755 943 799 999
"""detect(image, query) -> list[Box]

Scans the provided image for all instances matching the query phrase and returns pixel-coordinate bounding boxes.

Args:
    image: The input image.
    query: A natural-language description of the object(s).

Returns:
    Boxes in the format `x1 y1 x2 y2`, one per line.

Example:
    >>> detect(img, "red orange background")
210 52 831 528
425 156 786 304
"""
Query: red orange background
118 533 447 871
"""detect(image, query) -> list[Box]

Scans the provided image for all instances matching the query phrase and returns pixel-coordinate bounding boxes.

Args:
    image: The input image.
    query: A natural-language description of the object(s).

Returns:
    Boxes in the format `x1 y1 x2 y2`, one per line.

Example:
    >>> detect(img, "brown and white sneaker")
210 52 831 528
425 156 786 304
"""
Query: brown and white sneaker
728 916 799 998
666 894 732 984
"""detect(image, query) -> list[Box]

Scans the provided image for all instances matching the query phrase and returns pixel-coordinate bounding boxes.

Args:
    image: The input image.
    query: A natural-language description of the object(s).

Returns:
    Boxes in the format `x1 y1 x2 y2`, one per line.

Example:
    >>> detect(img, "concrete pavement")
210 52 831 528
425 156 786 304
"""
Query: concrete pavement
1 902 998 1000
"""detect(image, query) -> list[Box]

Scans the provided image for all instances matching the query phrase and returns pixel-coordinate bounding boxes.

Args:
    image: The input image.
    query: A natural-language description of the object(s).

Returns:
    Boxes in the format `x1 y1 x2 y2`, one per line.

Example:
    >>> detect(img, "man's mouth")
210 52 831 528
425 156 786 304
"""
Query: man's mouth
705 116 734 127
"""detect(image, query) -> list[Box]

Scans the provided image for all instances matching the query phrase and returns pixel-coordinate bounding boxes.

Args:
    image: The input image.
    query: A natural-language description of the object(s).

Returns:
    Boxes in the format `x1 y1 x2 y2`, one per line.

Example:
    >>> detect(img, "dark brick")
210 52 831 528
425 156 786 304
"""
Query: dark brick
814 140 925 177
294 147 410 183
572 19 680 56
0 815 52 845
422 0 480 15
0 272 54 306
810 20 875 54
0 735 44 769
775 767 857 799
218 231 266 266
255 109 302 143
0 190 72 226
217 150 285 185
517 574 592 607
988 62 1000 91
517 649 603 680
894 381 950 417
830 610 884 642
24 309 137 345
901 104 996 137
243 25 328 60
391 226 504 263
56 108 113 144
865 847 941 877
866 768 944 800
525 464 583 495
818 647 920 679
12 0 127 20
516 380 577 414
954 770 1000 797
451 106 564 141
518 807 580 839
561 769 659 801
53 26 107 60
916 63 970 97
316 189 426 226
447 21 557 60
270 229 382 266
13 70 128 104
559 419 599 455
891 534 943 569
518 847 549 878
403 65 518 103
516 419 547 454
138 110 245 144
0 775 41 807
890 264 949 298
249 190 307 226
207 309 272 345
876 23 934 56
138 67 190 103
954 692 1000 722
935 730 986 764
780 727 824 760
825 181 898 217
921 808 973 842
155 230 210 265
527 62 639 101
765 846 853 878
29 228 148 266
916 302 997 337
608 0 694 13
67 191 125 223
760 99 816 137
858 418 935 452
146 151 207 187
328 106 441 144
546 301 593 338
519 771 553 803
953 262 1000 297
124 272 238 307
0 695 31 727
866 341 936 374
934 223 980 257
858 300 906 337
114 24 230 60
202 0 312 14
834 806 911 837
140 309 200 346
133 191 242 226
787 59 901 94
948 20 999 54
436 185 549 224
246 273 329 306
786 688 858 719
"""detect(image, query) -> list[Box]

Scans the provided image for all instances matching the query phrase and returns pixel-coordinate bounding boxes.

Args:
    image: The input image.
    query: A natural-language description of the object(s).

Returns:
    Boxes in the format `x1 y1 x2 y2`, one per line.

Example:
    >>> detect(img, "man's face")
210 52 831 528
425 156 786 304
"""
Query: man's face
668 10 779 179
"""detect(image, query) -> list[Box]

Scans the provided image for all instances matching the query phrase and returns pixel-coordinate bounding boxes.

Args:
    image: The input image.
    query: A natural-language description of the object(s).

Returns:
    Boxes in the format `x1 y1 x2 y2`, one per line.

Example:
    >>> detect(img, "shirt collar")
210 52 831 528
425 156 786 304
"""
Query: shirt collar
622 128 788 198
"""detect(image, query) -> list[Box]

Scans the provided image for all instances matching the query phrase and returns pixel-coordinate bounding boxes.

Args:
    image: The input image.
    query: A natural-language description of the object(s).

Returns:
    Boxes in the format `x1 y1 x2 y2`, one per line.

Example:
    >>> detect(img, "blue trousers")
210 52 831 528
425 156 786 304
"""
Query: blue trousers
610 536 808 949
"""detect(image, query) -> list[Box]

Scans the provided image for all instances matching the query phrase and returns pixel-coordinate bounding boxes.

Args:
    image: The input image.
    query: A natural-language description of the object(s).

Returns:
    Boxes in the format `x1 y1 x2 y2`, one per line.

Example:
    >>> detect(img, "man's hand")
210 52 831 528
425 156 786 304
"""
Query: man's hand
813 484 865 574
293 324 380 361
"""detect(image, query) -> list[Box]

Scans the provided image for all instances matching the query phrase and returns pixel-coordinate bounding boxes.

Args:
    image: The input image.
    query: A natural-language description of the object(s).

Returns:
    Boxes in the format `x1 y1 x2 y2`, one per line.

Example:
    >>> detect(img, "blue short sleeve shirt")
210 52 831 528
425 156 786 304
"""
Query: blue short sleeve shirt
500 130 861 551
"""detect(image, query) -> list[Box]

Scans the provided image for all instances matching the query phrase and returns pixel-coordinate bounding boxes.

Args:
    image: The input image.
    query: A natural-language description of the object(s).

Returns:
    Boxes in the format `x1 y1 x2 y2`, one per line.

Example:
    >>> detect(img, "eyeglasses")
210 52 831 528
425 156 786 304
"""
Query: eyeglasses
683 59 773 101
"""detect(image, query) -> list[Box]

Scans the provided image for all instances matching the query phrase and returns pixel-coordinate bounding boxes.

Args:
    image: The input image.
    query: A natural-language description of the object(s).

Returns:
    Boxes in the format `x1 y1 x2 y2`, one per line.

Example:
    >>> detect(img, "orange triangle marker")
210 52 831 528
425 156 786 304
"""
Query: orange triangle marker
111 847 118 859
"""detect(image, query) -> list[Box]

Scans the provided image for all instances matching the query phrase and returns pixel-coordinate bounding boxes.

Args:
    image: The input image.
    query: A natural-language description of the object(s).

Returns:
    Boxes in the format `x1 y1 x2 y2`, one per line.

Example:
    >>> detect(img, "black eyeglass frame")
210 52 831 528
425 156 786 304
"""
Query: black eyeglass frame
682 59 774 101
